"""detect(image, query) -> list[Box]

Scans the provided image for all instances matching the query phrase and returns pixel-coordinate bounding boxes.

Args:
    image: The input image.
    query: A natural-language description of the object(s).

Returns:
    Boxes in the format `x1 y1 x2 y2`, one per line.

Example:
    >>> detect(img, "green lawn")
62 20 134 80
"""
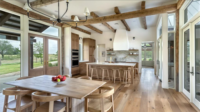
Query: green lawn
0 62 43 75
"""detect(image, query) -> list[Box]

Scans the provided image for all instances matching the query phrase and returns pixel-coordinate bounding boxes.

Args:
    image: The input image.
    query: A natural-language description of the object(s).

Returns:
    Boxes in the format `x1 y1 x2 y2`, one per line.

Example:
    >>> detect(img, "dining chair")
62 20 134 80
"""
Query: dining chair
3 87 34 112
16 76 33 80
32 92 68 112
78 76 92 80
85 86 114 112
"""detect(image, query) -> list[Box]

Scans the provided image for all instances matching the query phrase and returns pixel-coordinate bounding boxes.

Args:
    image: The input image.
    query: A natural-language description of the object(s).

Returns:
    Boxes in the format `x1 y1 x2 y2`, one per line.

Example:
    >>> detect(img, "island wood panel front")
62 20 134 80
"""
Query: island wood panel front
86 63 136 84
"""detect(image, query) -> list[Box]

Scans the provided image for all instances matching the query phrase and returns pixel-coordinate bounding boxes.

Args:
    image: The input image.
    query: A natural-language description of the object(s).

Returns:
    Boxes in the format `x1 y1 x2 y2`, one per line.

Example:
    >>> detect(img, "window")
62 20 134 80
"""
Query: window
142 43 153 61
0 31 21 91
184 0 200 23
168 13 175 31
142 50 145 61
0 11 21 30
146 50 153 61
29 21 59 37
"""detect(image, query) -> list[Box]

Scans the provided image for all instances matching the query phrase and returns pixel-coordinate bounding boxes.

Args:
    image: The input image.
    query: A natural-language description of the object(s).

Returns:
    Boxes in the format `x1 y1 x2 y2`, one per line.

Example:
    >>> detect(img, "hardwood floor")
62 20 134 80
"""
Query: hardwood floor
74 67 198 112
0 67 198 112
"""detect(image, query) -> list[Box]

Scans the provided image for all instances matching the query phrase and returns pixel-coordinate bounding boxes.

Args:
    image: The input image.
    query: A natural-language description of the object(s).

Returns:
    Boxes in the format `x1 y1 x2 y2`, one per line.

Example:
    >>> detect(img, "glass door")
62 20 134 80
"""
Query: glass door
29 34 45 76
183 26 191 99
192 17 200 109
29 34 60 76
46 38 60 75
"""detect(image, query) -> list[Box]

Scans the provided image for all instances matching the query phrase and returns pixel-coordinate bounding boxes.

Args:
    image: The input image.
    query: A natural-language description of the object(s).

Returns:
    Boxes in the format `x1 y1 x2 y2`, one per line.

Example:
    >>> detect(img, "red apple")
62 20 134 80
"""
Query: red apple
63 76 66 80
57 75 62 79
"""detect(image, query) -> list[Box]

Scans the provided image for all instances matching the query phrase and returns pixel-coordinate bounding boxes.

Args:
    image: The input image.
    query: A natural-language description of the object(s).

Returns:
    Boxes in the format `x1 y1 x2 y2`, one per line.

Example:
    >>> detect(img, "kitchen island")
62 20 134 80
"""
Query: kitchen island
86 62 136 84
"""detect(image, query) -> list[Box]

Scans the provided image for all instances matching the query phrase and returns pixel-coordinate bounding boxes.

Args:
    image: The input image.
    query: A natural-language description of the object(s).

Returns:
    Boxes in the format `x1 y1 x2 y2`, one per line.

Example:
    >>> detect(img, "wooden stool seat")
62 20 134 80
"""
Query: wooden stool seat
34 101 66 112
88 99 113 112
78 76 92 80
6 95 33 111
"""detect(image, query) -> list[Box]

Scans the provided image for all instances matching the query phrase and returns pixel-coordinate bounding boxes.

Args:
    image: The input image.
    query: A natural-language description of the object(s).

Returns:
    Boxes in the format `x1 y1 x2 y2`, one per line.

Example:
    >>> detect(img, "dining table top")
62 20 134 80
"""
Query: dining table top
4 75 106 99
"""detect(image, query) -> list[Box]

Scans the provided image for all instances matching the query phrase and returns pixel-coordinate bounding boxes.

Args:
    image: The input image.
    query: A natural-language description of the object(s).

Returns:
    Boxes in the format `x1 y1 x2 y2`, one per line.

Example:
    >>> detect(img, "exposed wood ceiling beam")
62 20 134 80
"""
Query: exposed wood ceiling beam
90 12 116 33
114 7 130 31
71 15 103 34
72 27 91 35
0 13 12 26
30 0 64 8
38 25 49 32
63 3 177 27
141 1 147 29
0 1 62 27
177 0 185 9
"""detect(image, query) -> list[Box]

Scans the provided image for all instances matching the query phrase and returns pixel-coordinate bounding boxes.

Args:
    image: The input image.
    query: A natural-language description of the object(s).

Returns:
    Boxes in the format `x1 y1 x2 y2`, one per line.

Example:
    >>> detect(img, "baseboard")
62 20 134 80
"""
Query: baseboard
180 92 200 112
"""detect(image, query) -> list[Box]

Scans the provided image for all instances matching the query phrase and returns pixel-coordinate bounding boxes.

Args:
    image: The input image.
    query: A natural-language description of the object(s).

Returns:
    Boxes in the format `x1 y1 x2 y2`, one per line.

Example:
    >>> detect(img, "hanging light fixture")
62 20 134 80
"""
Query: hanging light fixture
24 0 90 27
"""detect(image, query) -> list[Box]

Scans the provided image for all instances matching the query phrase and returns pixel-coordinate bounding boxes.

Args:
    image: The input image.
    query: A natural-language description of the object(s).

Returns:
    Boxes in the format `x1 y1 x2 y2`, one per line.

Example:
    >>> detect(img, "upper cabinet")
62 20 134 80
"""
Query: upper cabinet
83 38 96 62
71 33 79 50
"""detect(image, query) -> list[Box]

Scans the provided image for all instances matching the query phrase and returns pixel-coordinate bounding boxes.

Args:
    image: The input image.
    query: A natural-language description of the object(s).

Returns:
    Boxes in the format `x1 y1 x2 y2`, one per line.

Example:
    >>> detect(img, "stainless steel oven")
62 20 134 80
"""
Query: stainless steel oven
72 49 79 67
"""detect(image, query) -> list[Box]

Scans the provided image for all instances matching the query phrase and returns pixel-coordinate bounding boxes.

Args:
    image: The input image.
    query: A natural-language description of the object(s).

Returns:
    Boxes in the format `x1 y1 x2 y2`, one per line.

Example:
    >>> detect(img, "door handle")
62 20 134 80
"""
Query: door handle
190 67 194 75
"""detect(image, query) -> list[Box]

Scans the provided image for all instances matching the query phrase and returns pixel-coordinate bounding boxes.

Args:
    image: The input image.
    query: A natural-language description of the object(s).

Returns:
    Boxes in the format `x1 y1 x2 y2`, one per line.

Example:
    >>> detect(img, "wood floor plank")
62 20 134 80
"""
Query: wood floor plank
163 89 182 112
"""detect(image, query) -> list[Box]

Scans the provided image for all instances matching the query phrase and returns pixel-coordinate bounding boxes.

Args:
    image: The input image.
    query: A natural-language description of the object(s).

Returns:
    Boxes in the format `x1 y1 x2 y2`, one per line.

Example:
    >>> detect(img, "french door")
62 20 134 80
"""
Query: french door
28 34 60 76
183 17 200 109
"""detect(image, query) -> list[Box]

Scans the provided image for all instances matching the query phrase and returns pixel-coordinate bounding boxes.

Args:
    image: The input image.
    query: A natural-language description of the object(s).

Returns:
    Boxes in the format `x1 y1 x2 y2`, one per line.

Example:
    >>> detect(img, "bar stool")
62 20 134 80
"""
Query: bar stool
112 69 121 83
102 68 110 81
91 67 99 80
123 68 131 84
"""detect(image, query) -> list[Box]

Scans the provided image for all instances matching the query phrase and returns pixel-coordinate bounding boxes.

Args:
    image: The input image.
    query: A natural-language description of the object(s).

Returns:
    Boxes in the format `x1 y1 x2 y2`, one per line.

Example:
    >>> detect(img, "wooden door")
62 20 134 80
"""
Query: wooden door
45 38 60 75
29 34 60 76
29 34 46 76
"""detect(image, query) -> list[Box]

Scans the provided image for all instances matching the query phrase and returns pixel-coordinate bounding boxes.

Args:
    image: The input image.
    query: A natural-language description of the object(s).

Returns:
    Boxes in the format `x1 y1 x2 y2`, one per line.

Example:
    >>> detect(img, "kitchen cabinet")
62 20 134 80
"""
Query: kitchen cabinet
79 61 89 75
71 33 79 50
83 38 96 62
72 67 80 75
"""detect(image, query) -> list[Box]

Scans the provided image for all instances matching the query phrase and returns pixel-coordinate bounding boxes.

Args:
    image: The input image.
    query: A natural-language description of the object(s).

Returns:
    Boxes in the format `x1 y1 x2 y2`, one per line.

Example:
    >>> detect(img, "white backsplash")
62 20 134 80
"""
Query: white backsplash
107 51 139 62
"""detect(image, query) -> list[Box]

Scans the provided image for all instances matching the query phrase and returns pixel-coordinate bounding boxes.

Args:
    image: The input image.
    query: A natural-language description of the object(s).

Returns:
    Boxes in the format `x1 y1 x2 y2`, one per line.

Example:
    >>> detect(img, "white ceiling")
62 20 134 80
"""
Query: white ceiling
16 0 177 33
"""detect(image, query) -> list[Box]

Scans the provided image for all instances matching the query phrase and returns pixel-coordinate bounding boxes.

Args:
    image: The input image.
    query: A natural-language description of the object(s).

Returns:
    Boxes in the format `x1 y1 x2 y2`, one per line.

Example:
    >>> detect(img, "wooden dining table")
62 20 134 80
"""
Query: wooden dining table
4 75 106 112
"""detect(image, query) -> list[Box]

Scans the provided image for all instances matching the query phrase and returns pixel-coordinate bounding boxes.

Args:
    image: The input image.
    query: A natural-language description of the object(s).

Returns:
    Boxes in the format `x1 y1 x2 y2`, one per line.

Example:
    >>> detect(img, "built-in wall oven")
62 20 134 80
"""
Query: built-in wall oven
72 49 79 67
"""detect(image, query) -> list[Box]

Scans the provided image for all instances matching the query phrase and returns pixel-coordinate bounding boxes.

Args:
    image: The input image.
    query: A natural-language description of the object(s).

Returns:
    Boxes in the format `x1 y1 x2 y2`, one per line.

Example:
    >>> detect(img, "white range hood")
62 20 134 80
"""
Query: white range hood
113 29 129 51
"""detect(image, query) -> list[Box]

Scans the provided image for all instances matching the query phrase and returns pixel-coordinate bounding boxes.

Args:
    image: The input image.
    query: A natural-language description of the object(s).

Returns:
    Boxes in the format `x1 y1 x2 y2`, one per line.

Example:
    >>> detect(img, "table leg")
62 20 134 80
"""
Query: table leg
86 64 89 76
65 97 69 112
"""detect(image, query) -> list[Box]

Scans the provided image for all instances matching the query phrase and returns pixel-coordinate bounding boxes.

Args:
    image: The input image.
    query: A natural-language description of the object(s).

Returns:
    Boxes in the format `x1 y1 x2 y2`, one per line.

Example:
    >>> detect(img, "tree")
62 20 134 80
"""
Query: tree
0 40 14 59
33 42 43 64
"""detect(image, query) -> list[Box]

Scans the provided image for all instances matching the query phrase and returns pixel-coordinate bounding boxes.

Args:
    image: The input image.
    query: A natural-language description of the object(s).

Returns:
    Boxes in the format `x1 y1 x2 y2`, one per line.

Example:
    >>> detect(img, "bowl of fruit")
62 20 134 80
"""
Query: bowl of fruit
52 75 67 85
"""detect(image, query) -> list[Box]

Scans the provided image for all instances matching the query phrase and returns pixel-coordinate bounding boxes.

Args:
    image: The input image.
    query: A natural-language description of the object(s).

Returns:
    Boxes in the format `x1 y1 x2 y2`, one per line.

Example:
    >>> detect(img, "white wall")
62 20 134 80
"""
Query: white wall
91 27 157 73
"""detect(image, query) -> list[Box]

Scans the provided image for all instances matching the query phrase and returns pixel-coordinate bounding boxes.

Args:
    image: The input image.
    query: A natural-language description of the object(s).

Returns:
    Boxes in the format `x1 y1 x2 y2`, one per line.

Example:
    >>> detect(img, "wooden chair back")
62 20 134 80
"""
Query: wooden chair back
32 92 66 102
78 76 92 80
86 86 114 99
3 87 34 96
3 87 34 112
85 86 114 112
16 76 33 80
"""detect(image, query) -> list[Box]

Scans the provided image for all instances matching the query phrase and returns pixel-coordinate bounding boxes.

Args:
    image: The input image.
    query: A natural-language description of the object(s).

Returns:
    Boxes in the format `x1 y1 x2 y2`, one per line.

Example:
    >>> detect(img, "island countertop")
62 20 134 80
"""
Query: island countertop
86 62 136 67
